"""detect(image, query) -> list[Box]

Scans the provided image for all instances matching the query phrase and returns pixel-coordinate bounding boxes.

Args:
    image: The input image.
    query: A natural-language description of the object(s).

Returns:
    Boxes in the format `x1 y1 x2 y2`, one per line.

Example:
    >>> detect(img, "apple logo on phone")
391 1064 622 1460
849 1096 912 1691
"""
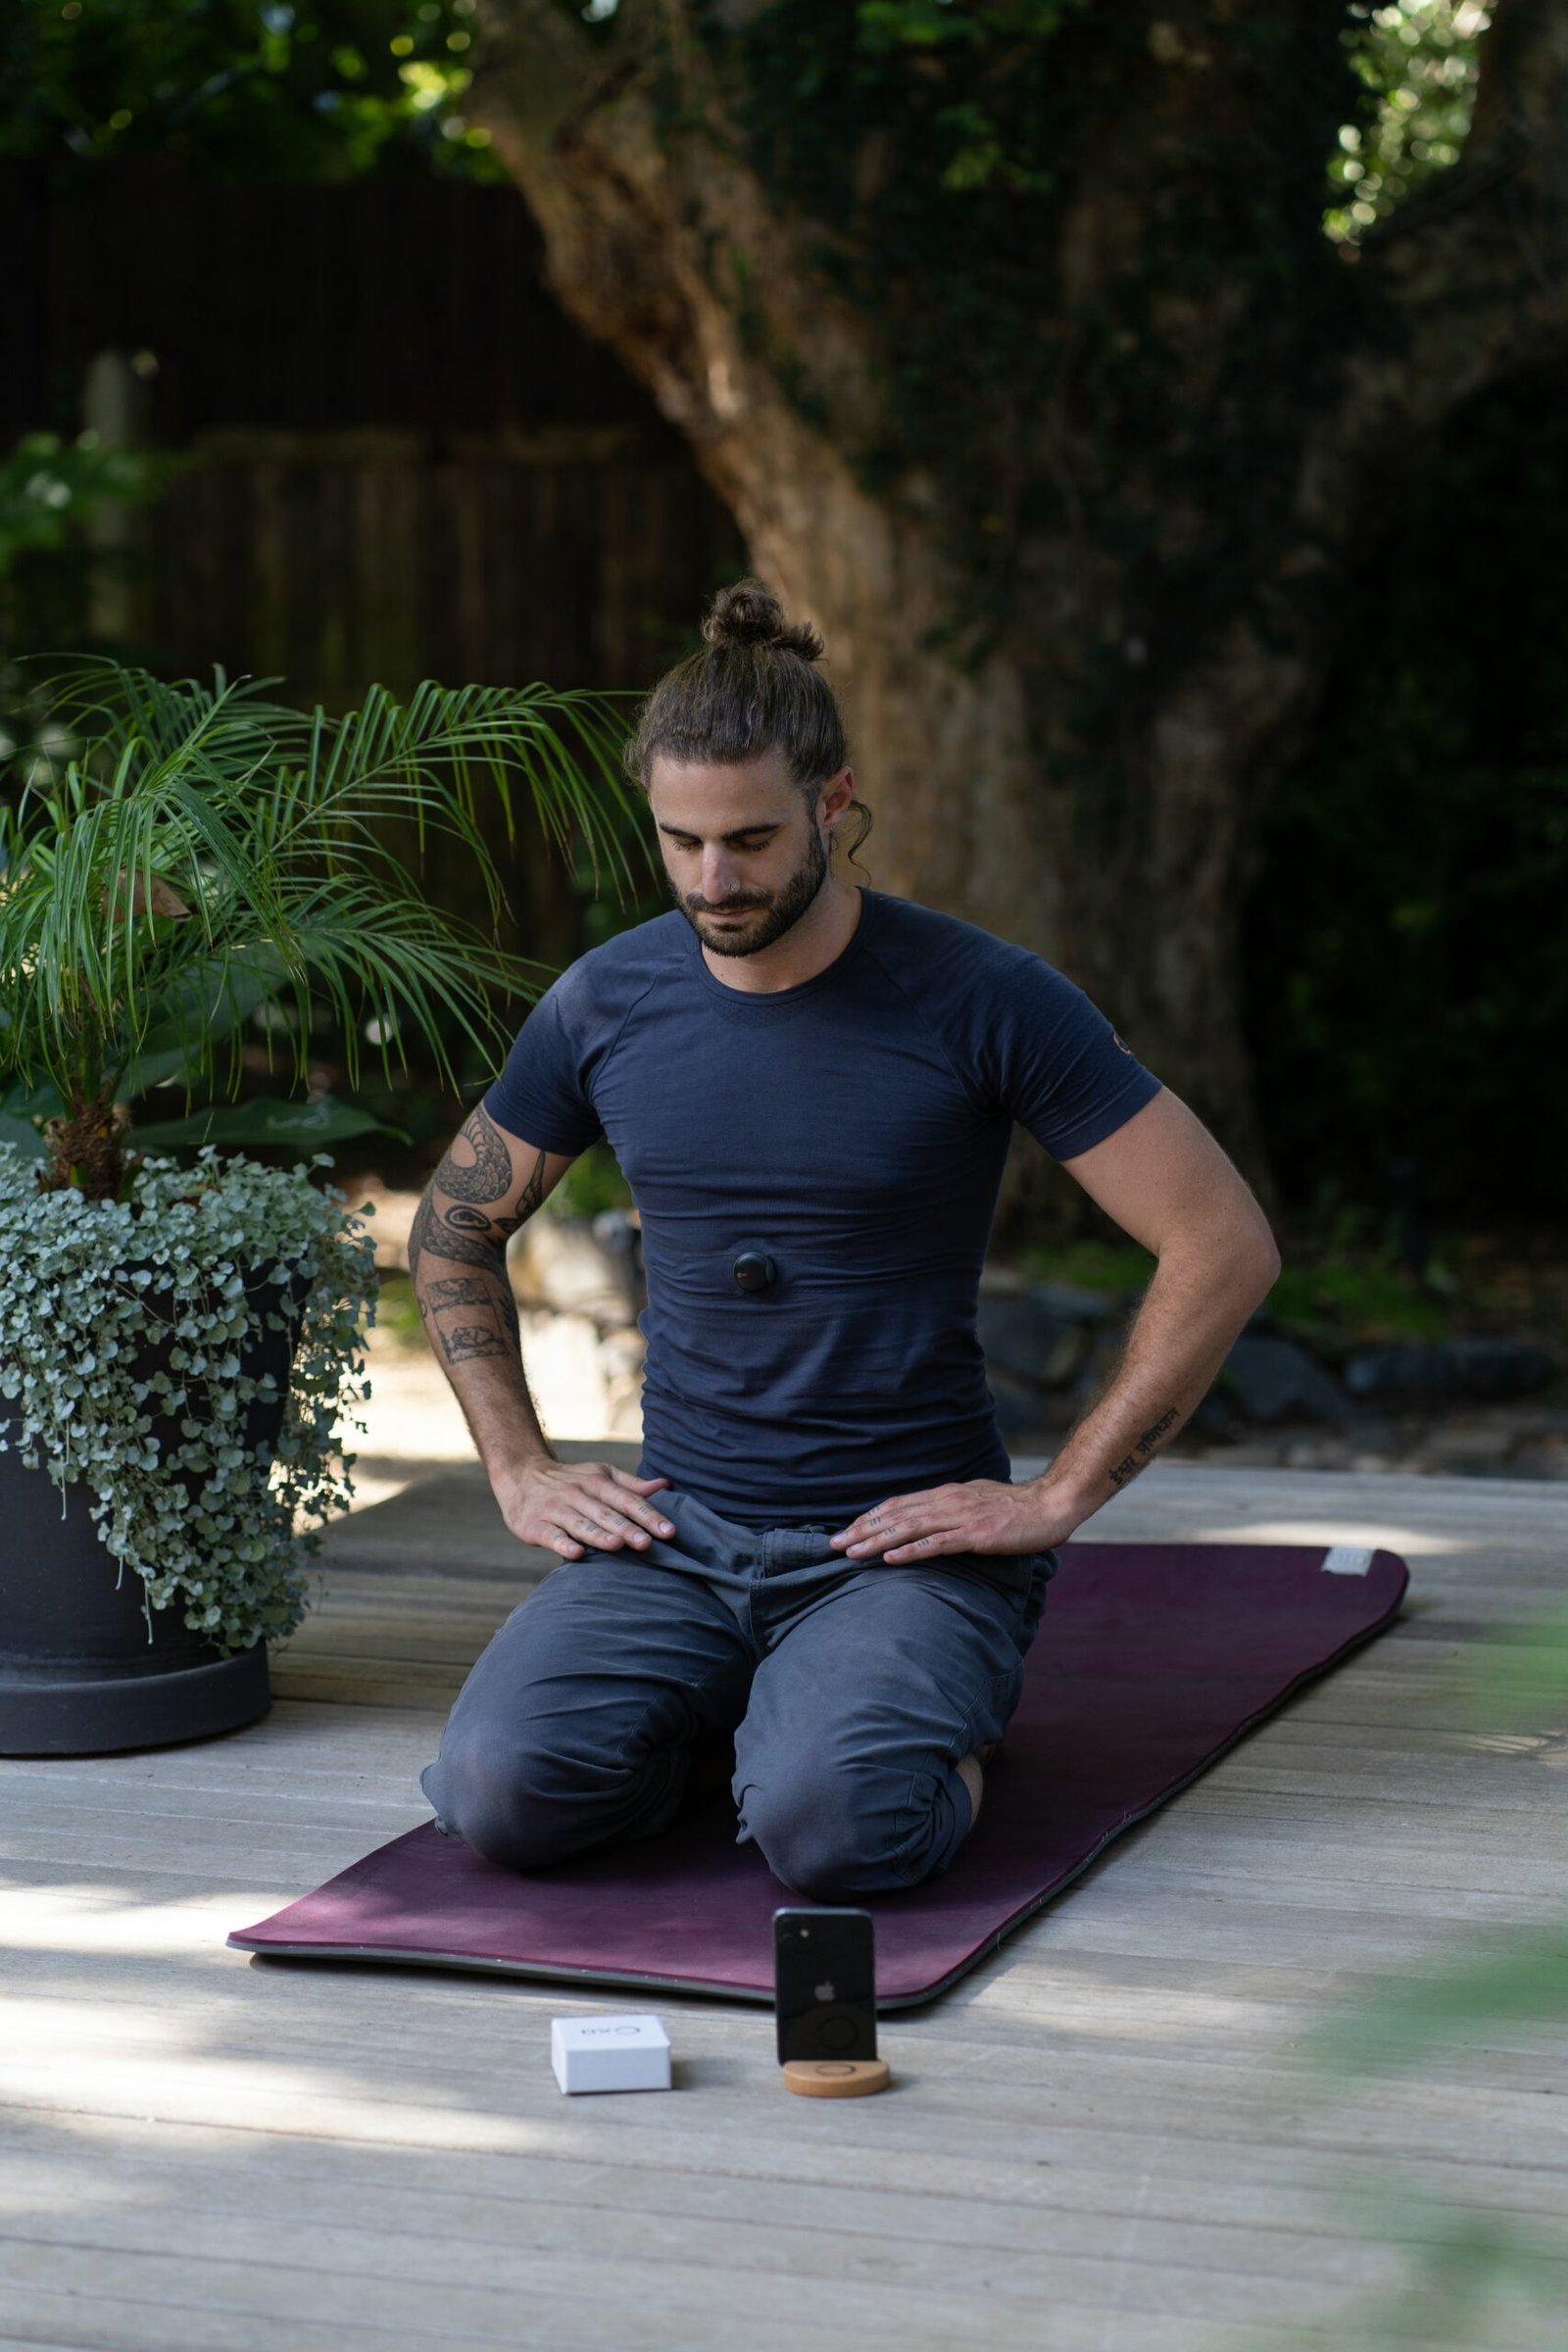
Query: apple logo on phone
815 1980 836 2002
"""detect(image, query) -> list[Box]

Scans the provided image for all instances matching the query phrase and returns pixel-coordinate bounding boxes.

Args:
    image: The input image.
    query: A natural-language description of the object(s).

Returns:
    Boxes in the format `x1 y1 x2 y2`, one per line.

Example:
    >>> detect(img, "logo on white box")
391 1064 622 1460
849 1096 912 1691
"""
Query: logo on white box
551 2012 672 2096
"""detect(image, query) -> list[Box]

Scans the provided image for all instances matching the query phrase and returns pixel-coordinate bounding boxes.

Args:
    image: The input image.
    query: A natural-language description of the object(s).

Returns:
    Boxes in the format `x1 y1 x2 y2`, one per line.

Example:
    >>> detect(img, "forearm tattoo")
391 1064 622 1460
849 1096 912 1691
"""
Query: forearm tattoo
408 1108 547 1362
1106 1406 1181 1491
440 1323 510 1362
423 1275 491 1309
419 1271 519 1352
408 1191 494 1281
410 1211 522 1355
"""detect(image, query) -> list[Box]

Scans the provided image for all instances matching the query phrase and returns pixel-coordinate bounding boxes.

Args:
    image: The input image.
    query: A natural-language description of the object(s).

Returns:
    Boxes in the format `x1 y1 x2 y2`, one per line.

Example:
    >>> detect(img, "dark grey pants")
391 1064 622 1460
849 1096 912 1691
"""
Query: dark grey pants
420 1488 1054 1900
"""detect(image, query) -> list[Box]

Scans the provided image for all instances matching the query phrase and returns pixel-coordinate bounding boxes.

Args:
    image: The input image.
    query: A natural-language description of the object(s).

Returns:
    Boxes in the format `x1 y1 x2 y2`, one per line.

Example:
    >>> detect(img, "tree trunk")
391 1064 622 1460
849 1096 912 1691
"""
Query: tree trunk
468 0 1568 1227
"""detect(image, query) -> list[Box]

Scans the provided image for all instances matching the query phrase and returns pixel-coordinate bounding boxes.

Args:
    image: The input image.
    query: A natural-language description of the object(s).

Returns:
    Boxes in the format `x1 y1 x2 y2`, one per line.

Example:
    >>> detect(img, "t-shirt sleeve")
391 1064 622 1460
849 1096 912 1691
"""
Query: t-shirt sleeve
482 981 604 1157
988 952 1163 1160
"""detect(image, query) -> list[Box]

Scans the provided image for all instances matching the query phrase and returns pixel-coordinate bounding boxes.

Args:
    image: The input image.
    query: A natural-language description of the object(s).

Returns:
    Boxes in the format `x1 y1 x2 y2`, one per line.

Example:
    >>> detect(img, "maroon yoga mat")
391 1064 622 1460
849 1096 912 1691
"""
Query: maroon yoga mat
230 1540 1408 2005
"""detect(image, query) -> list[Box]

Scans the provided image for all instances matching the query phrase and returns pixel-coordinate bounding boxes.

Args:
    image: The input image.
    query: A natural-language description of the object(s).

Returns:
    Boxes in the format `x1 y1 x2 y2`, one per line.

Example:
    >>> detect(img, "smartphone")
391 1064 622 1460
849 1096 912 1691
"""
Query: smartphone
773 1906 878 2066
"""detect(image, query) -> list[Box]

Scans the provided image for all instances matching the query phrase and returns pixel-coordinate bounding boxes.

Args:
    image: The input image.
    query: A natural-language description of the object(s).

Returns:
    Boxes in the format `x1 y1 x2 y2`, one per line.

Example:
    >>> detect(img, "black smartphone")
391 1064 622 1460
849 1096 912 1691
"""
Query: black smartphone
773 1906 878 2066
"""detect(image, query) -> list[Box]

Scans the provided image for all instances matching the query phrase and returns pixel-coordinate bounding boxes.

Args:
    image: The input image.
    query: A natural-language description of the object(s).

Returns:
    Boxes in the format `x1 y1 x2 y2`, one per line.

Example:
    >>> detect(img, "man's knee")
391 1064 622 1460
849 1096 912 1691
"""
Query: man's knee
423 1735 577 1871
738 1753 970 1900
424 1726 666 1874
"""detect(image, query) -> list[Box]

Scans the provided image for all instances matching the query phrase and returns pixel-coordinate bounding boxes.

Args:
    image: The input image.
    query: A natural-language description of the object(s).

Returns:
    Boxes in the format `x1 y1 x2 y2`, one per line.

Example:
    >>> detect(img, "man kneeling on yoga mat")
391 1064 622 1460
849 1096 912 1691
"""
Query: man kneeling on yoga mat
414 578 1280 1900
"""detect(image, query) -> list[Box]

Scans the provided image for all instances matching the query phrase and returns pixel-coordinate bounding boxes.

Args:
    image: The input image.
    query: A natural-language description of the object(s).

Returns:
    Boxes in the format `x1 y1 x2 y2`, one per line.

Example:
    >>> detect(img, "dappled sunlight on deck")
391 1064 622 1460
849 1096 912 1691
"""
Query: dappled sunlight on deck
0 1880 275 1955
1173 1518 1467 1555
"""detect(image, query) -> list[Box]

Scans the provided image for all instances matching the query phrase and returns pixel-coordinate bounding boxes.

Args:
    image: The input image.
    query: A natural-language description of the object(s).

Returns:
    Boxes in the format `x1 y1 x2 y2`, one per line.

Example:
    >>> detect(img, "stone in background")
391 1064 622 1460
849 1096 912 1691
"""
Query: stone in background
509 1210 647 1440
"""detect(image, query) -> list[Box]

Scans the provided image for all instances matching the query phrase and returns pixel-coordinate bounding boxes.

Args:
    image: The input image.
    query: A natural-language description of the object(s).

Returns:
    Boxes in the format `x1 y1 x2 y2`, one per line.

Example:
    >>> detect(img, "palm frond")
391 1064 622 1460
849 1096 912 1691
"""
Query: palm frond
0 662 642 1159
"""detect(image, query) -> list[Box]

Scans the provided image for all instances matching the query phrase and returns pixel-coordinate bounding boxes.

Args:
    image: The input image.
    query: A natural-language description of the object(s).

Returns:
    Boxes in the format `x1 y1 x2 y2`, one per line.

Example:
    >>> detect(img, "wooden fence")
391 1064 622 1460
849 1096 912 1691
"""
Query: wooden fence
137 423 739 709
4 159 745 702
4 158 746 988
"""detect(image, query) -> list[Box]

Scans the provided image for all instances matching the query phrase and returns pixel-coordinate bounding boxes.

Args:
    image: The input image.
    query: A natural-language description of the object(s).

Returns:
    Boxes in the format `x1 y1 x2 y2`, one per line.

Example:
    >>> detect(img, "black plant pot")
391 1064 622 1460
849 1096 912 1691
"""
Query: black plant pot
0 1267 306 1756
0 1453 270 1753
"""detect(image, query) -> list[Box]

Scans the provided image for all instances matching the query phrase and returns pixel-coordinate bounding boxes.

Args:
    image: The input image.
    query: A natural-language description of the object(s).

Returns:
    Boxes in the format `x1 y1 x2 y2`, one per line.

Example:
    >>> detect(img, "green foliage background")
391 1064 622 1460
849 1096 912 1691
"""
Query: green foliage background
727 0 1355 666
1244 365 1568 1222
0 0 505 180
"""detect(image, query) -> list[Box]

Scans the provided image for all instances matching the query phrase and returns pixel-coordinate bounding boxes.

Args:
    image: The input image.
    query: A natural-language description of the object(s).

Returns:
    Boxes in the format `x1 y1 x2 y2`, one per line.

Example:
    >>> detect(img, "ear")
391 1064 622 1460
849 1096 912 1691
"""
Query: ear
819 766 856 831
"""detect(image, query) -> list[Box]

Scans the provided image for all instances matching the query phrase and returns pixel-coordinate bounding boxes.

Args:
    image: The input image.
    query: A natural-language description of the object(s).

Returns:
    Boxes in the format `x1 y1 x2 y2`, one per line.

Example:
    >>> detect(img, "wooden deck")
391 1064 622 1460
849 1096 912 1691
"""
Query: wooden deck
3 1454 1564 2352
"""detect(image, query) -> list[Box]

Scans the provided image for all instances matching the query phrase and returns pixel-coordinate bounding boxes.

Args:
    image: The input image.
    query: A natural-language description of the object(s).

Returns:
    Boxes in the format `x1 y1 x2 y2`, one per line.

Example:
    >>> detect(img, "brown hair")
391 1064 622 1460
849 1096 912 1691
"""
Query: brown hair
623 577 873 870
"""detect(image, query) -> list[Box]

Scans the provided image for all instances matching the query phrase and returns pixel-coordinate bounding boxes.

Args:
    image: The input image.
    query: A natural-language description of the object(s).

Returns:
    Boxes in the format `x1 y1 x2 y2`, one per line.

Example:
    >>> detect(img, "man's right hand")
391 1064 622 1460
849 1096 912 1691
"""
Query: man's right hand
496 1460 675 1561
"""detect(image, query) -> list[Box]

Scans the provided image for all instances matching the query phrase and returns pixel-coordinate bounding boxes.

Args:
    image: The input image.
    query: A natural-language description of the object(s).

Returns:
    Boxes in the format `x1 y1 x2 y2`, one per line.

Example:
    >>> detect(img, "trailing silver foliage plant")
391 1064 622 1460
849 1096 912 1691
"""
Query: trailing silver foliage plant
0 1147 376 1652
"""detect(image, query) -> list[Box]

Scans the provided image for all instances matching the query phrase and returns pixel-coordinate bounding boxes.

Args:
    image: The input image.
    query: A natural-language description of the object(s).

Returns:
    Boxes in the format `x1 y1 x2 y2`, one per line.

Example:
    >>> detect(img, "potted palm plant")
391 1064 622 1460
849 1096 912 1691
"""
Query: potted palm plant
0 658 634 1755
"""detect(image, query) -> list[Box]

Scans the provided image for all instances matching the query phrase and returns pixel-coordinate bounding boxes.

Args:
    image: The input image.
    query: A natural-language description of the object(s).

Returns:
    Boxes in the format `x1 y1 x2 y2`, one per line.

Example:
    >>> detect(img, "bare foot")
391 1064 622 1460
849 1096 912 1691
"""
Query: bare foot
956 1749 985 1831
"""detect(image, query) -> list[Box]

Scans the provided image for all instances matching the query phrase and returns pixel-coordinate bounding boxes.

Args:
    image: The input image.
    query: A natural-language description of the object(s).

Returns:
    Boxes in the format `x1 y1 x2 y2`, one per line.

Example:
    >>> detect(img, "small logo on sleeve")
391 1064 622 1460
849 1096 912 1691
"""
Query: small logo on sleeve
1111 1030 1133 1055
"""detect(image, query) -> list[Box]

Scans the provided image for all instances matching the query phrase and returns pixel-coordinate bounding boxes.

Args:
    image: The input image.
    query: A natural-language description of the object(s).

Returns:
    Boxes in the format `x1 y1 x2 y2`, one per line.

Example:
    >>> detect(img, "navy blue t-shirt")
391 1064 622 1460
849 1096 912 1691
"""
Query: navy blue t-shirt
484 889 1162 1528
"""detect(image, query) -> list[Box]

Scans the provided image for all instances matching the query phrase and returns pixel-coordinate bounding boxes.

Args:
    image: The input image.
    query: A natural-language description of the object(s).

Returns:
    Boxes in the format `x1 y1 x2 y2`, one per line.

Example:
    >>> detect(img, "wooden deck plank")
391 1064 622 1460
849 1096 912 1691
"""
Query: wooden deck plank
2 2103 1564 2243
5 2194 1562 2340
3 1460 1566 2351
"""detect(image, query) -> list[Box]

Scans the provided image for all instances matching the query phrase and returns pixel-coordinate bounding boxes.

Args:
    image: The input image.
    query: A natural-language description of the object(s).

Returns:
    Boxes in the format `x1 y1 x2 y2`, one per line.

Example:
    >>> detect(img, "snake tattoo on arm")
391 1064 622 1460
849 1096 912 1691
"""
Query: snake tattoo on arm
409 1105 547 1363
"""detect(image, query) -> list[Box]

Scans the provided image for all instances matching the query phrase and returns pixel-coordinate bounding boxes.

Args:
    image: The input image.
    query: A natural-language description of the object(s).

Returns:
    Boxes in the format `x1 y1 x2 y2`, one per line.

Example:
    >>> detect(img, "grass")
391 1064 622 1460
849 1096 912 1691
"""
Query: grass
551 1141 634 1220
1260 1258 1453 1356
1016 1239 1155 1295
372 1269 425 1351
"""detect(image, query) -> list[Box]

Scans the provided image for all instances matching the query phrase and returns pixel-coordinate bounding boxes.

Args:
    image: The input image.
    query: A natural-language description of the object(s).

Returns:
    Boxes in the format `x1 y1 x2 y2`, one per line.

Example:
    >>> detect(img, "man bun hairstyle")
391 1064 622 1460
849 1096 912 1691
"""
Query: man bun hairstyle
701 578 826 662
624 576 873 870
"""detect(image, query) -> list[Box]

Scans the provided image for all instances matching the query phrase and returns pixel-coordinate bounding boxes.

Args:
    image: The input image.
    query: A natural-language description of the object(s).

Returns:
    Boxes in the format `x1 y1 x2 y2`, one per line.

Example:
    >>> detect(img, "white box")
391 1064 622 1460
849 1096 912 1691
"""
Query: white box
551 2012 672 2095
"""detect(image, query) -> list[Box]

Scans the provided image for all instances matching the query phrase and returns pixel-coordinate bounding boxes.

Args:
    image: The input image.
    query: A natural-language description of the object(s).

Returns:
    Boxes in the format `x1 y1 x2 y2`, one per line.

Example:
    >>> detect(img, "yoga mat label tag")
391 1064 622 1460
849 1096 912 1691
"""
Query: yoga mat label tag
1320 1544 1374 1576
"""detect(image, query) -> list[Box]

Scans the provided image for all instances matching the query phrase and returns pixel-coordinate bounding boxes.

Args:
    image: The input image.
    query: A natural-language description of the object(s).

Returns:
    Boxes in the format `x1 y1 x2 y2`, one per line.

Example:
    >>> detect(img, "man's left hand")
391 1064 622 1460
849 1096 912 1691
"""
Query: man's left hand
829 1479 1082 1564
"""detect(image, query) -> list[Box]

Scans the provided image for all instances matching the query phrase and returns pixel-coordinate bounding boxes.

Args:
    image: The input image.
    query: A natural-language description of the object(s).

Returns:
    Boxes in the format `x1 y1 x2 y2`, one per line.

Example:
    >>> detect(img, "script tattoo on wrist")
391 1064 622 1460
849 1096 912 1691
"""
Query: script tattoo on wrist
1106 1406 1181 1491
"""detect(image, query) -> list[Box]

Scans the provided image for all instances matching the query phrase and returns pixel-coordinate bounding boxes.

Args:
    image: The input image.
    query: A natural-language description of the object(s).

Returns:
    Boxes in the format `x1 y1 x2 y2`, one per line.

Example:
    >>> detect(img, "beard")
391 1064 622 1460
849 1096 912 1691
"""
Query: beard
670 822 829 958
